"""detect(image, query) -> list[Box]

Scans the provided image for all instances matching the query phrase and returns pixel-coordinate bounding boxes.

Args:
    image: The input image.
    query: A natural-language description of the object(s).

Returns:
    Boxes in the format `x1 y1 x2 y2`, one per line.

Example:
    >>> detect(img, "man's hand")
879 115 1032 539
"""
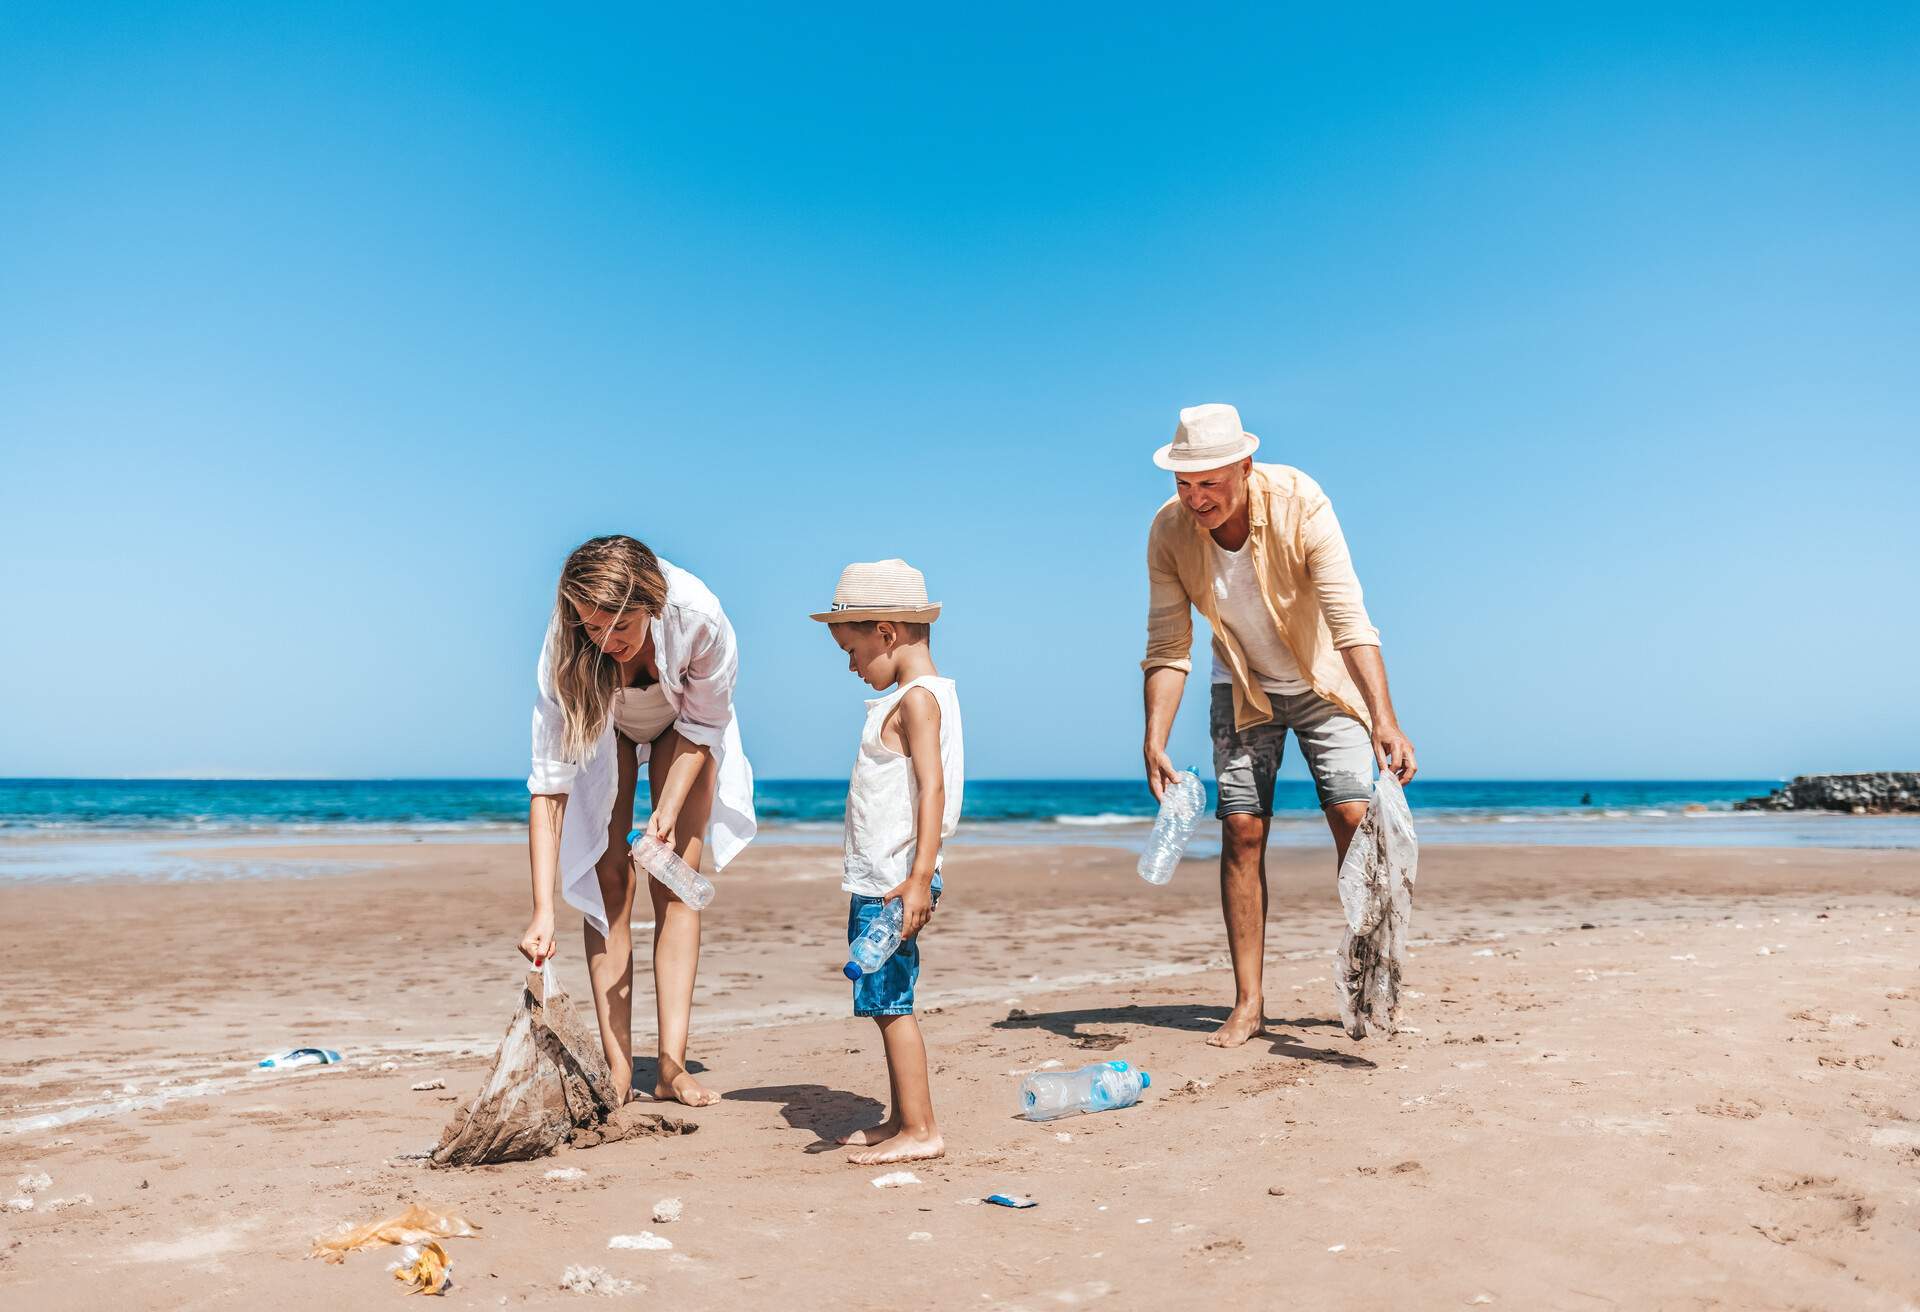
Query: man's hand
1372 720 1417 784
885 878 935 941
1143 743 1179 801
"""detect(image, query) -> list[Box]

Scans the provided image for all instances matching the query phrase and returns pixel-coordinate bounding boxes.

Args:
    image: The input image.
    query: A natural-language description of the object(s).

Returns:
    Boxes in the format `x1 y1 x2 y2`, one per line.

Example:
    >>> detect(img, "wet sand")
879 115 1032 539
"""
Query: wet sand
1 838 1917 1309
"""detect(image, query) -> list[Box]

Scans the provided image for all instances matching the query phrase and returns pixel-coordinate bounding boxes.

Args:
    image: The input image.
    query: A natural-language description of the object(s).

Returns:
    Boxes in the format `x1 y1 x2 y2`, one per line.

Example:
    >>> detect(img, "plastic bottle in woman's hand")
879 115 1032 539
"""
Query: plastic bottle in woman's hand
628 830 716 909
1137 769 1206 884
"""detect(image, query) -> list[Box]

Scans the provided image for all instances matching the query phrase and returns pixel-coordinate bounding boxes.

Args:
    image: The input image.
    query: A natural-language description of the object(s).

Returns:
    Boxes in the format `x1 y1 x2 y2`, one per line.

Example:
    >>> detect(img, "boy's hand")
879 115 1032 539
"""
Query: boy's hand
1143 743 1179 801
885 879 935 941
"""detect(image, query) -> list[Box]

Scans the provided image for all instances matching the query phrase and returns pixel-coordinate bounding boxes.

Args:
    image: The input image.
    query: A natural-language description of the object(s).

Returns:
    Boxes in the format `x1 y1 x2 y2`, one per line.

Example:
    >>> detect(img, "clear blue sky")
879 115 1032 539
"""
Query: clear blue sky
2 3 1915 781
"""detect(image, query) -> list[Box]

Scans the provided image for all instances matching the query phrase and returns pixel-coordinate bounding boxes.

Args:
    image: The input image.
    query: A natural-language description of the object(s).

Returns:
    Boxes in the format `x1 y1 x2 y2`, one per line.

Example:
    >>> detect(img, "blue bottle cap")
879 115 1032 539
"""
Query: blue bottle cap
627 828 645 845
842 962 862 981
1140 1071 1152 1088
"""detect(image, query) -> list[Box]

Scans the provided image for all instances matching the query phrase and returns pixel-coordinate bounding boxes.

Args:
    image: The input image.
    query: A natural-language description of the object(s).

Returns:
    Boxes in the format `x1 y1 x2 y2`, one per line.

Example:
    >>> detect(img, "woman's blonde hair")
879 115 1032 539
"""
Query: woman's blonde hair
549 535 668 763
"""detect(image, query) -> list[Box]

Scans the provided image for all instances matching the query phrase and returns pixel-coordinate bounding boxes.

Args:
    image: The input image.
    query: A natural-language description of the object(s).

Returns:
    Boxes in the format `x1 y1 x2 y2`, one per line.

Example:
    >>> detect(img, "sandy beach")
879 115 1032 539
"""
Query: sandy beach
2 836 1917 1309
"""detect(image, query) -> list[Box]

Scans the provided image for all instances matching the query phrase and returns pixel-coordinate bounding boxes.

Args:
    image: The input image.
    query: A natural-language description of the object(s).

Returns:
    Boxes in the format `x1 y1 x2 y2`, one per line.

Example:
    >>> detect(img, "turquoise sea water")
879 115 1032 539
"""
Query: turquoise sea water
1 777 1914 882
0 776 1787 833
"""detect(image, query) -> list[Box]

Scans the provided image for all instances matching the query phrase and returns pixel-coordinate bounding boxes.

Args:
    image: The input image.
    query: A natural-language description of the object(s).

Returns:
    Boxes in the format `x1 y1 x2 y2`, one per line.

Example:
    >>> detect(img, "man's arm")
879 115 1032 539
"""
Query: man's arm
1142 665 1187 800
1141 519 1194 800
1341 645 1416 783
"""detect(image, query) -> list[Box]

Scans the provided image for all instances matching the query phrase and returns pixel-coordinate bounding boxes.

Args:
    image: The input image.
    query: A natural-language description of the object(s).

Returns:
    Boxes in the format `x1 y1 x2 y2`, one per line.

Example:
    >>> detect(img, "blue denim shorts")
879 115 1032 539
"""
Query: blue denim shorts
847 874 941 1018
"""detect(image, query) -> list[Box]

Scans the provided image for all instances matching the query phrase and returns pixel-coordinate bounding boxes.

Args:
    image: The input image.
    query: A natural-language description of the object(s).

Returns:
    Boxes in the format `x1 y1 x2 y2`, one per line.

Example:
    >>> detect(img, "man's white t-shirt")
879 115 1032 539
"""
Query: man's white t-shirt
1207 537 1311 695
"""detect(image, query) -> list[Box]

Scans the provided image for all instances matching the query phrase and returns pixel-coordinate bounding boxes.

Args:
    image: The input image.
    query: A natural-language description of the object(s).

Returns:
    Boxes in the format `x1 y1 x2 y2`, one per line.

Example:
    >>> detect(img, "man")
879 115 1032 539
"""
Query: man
1142 402 1417 1048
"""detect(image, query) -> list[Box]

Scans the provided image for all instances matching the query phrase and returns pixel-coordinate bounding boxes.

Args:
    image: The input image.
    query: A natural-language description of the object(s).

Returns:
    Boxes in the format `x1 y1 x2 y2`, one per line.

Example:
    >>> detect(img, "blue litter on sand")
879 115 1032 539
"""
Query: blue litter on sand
257 1048 342 1069
985 1194 1037 1209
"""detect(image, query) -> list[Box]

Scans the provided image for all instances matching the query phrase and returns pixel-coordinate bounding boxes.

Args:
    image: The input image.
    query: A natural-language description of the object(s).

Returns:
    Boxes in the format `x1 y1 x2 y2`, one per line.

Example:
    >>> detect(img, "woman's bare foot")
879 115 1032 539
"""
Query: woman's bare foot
1207 1001 1266 1048
847 1129 944 1166
654 1063 720 1107
836 1119 899 1147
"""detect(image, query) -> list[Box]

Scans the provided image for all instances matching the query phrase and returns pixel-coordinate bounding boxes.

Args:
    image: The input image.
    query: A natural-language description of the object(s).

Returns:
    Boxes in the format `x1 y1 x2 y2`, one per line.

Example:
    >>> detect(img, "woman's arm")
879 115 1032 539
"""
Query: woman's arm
642 741 713 850
520 792 569 962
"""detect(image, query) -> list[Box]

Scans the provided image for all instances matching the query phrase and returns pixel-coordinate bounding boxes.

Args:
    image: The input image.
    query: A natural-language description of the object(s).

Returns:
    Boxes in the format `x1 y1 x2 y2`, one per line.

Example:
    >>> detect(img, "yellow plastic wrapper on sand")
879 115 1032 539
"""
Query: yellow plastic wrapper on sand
393 1240 453 1296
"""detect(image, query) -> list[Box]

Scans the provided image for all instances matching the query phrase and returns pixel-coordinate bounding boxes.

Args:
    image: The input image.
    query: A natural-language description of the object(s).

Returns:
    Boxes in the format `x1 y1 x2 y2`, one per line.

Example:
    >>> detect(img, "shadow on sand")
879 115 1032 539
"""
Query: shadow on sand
994 1002 1375 1068
724 1083 887 1152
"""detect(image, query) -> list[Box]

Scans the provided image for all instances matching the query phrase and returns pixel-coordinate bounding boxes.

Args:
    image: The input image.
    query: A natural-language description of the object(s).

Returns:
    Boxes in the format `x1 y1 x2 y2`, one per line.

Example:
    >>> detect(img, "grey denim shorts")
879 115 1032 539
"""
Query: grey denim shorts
1210 683 1374 815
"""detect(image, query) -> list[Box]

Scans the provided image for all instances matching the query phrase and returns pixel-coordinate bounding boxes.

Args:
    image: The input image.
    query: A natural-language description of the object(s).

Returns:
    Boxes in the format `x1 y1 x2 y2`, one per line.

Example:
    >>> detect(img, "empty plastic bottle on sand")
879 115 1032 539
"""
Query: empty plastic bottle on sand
1019 1060 1153 1121
1137 769 1206 884
843 898 905 980
628 831 716 910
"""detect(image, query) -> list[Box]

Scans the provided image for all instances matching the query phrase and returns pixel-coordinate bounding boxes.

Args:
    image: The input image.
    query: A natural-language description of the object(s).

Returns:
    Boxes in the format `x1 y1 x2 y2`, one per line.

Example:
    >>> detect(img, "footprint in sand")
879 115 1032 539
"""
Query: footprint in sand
1696 1098 1763 1119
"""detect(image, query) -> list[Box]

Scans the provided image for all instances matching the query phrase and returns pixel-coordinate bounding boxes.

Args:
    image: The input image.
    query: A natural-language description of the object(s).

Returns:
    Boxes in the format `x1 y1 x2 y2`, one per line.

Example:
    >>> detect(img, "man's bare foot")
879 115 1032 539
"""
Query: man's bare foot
847 1129 944 1165
1207 1002 1266 1048
654 1068 720 1107
836 1119 899 1147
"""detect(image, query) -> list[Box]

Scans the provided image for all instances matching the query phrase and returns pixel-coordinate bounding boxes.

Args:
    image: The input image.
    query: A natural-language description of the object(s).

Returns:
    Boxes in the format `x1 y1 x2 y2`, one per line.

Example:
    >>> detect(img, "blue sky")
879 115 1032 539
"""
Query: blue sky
2 3 1915 781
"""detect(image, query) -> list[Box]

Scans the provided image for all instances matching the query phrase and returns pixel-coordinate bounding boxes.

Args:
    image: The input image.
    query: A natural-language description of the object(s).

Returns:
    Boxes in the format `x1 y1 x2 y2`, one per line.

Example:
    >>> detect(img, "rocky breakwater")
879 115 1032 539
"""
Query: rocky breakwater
1736 773 1920 814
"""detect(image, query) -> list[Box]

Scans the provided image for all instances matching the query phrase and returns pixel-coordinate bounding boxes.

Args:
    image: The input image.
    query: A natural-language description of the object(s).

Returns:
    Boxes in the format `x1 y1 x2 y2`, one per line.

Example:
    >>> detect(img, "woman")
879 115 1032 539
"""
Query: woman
519 535 756 1107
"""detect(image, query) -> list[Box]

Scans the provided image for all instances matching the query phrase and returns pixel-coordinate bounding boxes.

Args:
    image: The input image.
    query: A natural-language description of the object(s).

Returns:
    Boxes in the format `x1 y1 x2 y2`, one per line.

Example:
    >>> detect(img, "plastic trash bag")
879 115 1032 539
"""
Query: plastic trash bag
429 962 617 1167
1333 772 1418 1040
310 1202 478 1263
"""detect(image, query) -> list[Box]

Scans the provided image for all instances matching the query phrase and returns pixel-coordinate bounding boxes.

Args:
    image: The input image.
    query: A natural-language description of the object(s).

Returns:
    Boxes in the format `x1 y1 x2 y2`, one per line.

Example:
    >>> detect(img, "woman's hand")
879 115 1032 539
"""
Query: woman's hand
643 800 681 852
519 908 556 965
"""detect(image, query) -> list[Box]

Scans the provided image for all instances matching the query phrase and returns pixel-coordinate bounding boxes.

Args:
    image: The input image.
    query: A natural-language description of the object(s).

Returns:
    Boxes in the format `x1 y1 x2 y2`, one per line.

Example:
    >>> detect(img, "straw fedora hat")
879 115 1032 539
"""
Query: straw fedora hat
809 558 943 623
1152 402 1261 472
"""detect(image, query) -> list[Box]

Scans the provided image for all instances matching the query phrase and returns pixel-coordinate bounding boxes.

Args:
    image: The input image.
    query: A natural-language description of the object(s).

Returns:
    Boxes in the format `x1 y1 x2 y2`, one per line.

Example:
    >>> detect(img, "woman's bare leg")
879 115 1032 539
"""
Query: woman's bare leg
583 736 640 1102
646 728 719 1107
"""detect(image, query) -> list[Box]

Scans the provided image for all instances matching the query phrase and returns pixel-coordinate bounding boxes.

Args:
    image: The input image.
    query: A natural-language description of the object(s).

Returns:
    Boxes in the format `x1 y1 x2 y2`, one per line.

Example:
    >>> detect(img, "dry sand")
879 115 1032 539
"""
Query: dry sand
1 837 1917 1309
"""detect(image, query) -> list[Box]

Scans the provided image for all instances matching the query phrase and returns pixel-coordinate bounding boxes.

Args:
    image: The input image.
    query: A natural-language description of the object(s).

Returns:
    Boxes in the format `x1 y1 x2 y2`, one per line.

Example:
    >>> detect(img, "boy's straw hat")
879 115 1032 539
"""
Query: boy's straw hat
809 559 942 624
1152 402 1261 471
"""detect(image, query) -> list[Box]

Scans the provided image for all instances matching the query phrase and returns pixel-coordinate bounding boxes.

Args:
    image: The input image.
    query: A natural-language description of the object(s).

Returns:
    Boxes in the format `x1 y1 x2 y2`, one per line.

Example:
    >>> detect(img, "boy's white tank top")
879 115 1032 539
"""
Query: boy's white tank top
842 675 964 897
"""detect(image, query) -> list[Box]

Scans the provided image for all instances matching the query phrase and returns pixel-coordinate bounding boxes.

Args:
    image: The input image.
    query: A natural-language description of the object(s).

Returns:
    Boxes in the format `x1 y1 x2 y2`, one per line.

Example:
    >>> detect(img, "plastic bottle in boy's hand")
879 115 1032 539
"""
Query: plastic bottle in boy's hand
1019 1060 1152 1121
628 830 717 910
844 898 905 980
1137 769 1206 884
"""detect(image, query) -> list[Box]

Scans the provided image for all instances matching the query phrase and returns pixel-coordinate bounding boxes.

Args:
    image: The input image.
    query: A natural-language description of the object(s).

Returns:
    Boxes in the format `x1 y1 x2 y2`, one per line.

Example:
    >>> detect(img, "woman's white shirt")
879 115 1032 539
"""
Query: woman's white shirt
527 560 756 935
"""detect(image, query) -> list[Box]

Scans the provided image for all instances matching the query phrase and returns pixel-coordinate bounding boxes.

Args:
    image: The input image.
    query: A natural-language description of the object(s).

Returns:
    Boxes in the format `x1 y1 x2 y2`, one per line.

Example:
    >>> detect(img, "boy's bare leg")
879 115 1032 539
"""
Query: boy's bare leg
1210 811 1271 1047
647 729 720 1108
585 737 641 1102
837 1022 907 1145
846 1014 943 1164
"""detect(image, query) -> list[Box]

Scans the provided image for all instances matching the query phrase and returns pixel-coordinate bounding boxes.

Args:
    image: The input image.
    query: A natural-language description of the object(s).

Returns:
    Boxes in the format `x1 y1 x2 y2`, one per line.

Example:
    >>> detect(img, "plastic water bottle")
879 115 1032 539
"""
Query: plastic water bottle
843 898 905 980
1137 768 1206 884
1019 1060 1152 1121
628 831 716 910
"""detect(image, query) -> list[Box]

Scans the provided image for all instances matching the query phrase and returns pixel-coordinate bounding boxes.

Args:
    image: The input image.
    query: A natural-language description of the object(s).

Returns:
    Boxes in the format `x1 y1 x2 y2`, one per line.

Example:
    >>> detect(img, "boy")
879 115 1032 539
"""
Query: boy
810 559 964 1165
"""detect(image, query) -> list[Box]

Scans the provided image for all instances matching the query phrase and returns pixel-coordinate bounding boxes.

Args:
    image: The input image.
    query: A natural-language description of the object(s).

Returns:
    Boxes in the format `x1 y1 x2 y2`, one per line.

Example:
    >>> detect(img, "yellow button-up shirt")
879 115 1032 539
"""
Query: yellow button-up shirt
1144 463 1380 733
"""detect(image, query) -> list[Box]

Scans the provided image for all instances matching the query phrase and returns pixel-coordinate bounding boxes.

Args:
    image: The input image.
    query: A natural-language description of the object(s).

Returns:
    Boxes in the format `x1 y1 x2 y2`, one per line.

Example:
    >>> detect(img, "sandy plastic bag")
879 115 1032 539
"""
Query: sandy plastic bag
310 1202 477 1262
430 962 617 1167
1333 773 1418 1039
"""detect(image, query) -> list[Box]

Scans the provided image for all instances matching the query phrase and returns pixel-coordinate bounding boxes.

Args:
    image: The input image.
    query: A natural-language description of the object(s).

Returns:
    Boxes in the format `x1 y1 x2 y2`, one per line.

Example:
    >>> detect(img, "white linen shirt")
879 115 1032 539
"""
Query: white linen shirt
527 560 756 936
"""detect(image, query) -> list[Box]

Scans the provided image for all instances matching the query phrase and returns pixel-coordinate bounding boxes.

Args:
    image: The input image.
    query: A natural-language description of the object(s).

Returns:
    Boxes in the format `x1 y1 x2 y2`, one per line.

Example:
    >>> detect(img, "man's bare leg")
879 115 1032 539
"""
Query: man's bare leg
1210 811 1271 1047
1325 800 1368 866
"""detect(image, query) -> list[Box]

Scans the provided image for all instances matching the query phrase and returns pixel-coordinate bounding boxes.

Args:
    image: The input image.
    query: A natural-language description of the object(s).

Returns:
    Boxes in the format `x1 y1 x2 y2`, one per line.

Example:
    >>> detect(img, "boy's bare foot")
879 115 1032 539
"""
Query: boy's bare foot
1207 1002 1266 1048
836 1119 899 1146
847 1129 944 1165
654 1068 720 1107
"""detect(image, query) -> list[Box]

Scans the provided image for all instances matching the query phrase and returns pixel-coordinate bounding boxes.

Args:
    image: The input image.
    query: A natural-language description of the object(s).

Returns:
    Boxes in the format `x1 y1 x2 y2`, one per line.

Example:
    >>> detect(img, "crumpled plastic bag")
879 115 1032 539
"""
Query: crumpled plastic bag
1333 772 1418 1039
392 1240 453 1295
310 1203 478 1263
430 963 617 1167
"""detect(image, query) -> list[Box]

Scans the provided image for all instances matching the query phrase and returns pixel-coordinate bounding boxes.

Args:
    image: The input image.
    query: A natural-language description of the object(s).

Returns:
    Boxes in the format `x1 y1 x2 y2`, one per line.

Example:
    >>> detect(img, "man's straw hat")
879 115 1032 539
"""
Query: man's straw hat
1152 402 1261 472
809 559 943 624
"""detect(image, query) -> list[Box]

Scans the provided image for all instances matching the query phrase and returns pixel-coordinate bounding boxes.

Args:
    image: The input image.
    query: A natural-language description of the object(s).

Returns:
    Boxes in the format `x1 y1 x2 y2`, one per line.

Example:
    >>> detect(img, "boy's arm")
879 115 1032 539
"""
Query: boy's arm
888 686 944 940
